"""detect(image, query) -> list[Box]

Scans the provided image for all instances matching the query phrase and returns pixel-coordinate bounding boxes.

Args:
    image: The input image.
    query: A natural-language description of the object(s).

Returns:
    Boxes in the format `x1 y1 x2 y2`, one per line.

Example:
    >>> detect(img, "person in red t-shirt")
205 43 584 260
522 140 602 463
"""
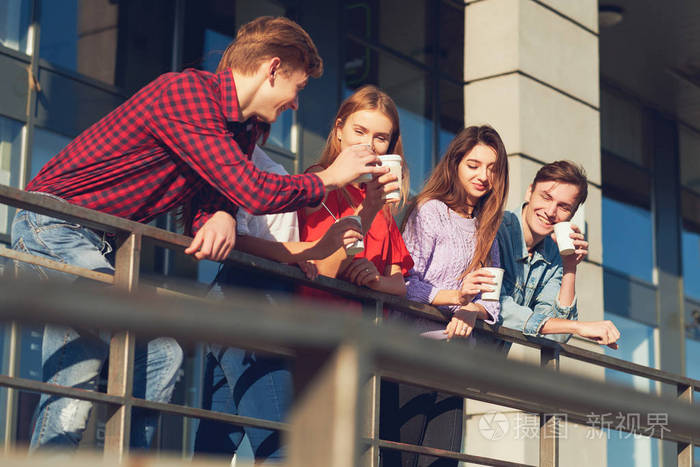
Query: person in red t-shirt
298 85 414 304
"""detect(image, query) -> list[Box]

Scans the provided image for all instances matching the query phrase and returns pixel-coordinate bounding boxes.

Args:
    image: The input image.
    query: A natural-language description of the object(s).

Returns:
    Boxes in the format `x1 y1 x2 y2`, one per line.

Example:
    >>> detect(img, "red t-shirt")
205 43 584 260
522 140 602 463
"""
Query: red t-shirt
297 183 414 311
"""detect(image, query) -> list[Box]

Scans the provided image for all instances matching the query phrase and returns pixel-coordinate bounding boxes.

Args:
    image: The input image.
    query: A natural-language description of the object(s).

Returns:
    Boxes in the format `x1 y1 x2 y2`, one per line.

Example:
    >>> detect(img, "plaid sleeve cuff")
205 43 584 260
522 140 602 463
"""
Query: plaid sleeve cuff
305 174 325 207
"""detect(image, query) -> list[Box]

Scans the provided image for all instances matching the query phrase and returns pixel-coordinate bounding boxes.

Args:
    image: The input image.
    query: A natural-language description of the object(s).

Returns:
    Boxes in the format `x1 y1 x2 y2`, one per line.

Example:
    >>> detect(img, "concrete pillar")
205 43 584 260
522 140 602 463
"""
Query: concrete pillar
461 1 606 465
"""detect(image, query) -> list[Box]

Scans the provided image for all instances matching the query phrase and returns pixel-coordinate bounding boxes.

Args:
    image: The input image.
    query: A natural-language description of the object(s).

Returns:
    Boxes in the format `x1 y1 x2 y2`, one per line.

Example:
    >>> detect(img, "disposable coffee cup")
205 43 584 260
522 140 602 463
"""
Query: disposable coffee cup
337 215 364 256
480 267 504 301
352 144 375 184
553 222 575 256
378 154 402 200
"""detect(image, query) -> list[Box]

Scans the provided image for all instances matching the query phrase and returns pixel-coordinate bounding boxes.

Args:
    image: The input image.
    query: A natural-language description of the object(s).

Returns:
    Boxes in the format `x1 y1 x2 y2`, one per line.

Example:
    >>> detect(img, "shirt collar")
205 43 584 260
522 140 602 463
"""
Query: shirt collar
219 69 243 123
516 203 551 265
219 69 271 144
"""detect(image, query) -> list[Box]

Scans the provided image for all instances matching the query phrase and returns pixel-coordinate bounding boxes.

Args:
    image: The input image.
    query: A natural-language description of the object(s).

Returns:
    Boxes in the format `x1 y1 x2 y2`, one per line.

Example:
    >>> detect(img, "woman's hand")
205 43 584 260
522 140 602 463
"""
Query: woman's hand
458 268 497 304
444 308 479 339
313 217 364 258
341 257 380 287
297 260 319 280
364 172 399 206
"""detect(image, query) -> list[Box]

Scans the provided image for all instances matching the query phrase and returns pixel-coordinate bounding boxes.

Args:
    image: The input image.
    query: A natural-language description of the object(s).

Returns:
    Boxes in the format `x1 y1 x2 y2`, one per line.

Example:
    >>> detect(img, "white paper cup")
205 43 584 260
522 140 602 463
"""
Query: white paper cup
480 267 504 301
337 215 364 256
378 154 402 200
553 222 575 256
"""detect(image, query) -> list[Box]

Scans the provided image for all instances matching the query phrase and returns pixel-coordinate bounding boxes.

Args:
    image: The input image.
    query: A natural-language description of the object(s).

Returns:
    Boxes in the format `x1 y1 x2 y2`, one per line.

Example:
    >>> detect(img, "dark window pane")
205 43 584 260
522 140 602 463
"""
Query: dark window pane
601 153 651 209
600 88 650 168
344 0 433 67
438 0 464 81
439 79 463 157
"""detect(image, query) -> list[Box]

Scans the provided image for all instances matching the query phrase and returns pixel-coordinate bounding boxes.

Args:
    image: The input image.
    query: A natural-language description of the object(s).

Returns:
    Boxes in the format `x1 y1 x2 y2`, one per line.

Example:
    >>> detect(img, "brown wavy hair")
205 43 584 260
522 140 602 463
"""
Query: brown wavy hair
216 16 322 78
315 85 409 209
411 125 508 278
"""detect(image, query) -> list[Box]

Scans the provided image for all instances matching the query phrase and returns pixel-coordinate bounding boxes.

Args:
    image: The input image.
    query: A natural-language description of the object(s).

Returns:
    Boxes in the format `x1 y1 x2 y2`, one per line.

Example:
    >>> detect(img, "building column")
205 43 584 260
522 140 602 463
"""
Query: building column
461 1 606 465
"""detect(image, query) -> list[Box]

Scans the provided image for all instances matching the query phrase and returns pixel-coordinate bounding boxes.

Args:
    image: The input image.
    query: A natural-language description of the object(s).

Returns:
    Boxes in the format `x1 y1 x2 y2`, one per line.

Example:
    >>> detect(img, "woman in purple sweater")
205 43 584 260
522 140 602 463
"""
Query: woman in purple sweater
381 125 509 467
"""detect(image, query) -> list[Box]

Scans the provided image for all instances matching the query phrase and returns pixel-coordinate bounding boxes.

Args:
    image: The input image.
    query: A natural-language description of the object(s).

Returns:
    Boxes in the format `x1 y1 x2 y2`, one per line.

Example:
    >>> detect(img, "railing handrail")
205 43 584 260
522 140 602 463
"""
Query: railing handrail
0 278 698 444
2 184 698 390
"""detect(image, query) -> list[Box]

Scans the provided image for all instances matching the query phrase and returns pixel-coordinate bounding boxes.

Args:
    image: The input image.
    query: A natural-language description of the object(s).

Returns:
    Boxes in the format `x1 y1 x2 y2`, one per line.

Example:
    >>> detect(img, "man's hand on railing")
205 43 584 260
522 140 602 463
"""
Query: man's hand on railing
184 211 236 261
574 320 621 349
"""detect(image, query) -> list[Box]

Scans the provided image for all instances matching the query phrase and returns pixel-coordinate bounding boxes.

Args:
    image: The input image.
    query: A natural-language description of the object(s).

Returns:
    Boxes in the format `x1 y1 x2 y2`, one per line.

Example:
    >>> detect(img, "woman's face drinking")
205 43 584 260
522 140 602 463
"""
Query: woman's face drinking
336 109 393 155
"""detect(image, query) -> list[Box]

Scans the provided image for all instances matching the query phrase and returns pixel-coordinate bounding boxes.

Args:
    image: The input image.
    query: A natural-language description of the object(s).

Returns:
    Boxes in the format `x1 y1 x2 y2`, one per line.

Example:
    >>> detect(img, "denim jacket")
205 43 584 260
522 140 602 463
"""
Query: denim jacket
496 208 578 343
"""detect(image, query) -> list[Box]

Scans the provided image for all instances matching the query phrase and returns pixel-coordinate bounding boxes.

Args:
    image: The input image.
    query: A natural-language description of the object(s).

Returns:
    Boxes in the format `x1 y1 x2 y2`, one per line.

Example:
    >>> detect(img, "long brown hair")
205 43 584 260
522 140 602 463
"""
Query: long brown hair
412 125 508 278
316 85 409 208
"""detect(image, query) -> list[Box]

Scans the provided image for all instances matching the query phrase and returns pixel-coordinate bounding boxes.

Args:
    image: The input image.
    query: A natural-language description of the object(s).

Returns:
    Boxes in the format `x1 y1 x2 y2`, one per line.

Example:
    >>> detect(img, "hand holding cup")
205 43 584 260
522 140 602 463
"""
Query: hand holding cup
552 222 588 268
458 267 501 305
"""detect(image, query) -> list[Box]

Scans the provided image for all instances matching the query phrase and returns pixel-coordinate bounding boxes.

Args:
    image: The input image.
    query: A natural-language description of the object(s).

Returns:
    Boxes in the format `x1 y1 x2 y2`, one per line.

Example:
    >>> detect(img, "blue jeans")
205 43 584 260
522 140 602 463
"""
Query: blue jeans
11 207 183 451
194 347 290 461
194 265 292 461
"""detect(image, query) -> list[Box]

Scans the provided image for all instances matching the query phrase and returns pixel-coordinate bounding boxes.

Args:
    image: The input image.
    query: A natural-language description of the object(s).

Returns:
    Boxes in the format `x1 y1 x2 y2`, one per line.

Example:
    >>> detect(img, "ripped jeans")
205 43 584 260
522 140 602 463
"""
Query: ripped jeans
11 206 183 451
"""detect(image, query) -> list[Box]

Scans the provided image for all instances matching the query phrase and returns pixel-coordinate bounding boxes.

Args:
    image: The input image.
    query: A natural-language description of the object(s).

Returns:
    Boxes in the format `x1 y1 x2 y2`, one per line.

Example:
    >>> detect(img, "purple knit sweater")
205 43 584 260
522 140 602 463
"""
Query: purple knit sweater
396 199 500 337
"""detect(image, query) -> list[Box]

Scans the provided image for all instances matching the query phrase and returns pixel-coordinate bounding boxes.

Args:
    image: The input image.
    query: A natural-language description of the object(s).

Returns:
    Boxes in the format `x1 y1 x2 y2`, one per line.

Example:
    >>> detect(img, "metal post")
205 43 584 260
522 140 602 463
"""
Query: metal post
104 233 140 460
360 299 383 467
539 347 559 467
289 342 369 467
2 322 20 453
677 384 694 467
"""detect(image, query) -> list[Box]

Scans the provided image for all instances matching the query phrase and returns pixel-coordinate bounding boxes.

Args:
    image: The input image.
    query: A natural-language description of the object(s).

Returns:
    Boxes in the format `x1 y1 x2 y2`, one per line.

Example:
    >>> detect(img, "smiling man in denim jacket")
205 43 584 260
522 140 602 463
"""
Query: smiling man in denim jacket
496 161 620 347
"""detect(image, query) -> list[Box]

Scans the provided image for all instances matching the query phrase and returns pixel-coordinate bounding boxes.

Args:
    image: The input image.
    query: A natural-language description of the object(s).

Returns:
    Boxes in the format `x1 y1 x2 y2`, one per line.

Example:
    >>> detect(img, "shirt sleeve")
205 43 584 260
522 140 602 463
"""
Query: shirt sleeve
148 72 324 218
404 201 443 307
474 240 501 324
497 241 577 343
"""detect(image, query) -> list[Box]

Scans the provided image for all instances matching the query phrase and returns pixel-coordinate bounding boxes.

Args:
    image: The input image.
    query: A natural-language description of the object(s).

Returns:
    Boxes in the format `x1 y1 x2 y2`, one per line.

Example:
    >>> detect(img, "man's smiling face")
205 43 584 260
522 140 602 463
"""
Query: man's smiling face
523 180 580 238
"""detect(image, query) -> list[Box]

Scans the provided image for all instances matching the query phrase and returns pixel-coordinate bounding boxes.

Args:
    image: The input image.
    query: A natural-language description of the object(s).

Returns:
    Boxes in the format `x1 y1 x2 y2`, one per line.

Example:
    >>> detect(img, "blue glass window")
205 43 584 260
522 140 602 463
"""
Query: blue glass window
0 0 32 53
602 196 654 283
31 128 71 180
682 228 700 300
604 313 658 467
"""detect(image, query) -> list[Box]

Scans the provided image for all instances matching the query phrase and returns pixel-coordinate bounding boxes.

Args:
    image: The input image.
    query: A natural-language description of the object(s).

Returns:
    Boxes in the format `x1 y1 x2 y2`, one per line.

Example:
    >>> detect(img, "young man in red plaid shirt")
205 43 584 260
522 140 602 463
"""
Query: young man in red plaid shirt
12 16 394 452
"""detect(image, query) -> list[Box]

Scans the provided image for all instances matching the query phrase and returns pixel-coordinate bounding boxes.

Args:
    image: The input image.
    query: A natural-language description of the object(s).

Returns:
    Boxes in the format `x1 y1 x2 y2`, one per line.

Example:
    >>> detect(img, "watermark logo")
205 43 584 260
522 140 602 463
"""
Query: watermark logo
478 412 510 440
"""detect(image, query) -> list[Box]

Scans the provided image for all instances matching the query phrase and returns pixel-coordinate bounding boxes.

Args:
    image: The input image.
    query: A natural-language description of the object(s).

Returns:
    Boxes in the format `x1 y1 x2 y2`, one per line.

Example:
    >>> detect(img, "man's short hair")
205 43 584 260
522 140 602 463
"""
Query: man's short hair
532 160 588 207
216 16 323 78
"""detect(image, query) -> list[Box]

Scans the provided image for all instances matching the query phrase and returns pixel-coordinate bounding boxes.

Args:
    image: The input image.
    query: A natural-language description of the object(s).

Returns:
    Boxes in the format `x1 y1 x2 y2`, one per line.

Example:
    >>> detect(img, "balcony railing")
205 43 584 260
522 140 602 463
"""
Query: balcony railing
0 185 698 466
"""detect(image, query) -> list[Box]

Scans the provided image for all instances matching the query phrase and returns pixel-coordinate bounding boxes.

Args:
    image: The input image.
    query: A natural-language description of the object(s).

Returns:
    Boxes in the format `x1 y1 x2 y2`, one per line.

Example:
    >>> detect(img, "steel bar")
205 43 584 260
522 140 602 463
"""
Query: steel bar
104 233 140 459
0 246 114 284
289 343 368 467
1 322 20 453
677 384 695 467
539 348 559 467
0 374 287 432
376 439 534 467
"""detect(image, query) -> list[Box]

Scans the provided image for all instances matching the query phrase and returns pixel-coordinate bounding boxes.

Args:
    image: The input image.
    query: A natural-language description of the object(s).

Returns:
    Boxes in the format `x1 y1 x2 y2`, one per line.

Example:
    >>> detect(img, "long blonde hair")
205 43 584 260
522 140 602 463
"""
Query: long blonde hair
410 125 508 278
316 85 409 208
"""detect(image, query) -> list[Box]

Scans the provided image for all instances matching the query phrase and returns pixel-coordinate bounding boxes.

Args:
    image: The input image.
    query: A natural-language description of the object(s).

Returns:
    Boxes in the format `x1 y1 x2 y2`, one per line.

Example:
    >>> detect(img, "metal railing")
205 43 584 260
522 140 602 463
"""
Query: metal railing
0 185 698 466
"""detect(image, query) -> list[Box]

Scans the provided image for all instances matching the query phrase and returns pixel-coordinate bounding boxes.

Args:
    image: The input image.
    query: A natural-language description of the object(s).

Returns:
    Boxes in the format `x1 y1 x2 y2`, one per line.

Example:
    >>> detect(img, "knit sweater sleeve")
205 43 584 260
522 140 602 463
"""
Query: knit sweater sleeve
404 200 445 307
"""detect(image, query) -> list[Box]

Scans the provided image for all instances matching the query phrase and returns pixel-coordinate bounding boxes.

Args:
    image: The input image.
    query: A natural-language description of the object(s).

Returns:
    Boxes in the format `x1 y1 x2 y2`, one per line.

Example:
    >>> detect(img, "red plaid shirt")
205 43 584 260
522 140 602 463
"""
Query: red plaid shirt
26 68 324 233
